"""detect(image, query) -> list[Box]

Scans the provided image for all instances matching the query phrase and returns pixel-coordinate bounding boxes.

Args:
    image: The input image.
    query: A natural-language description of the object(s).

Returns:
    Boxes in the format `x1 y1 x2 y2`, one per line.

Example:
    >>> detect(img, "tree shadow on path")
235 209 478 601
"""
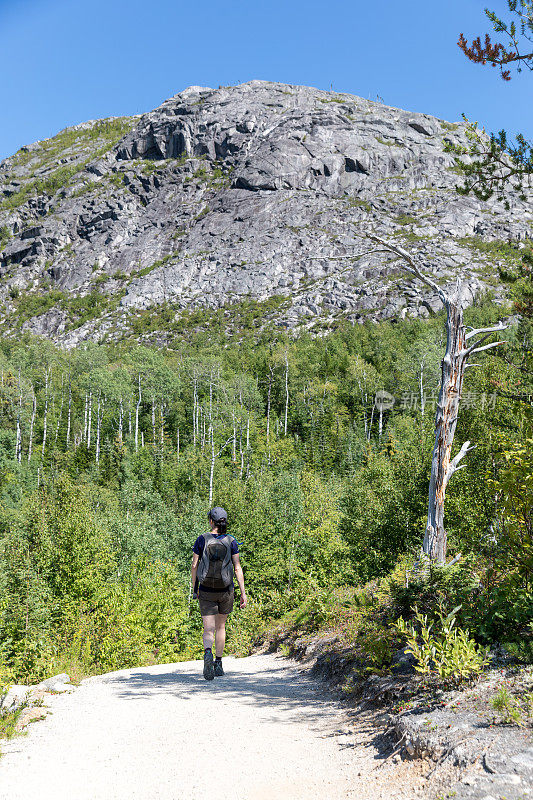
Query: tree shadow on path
104 658 397 763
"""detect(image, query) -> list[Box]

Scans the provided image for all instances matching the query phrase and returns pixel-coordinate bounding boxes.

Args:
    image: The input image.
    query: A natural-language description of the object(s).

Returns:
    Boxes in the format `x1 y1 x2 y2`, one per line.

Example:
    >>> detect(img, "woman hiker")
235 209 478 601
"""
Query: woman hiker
191 506 247 680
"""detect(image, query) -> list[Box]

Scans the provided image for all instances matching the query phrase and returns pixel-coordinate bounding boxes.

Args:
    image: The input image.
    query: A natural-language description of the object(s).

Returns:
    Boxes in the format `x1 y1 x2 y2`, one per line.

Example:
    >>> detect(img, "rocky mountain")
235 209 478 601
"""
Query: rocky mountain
0 81 531 346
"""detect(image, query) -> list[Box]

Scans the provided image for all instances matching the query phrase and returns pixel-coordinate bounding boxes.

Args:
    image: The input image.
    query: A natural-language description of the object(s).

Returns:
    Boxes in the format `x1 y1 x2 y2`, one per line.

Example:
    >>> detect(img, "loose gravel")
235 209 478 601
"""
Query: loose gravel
0 653 428 800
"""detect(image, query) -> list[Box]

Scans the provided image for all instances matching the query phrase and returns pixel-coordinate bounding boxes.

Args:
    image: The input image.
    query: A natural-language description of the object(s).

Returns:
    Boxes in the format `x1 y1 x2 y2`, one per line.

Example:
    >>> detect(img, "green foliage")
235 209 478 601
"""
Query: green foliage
358 620 397 674
142 161 159 176
194 205 209 220
395 213 418 225
458 236 525 267
108 172 126 188
61 288 126 328
345 197 372 212
341 418 429 581
34 164 84 196
0 706 24 744
490 684 533 726
445 116 533 205
13 290 67 323
490 437 533 589
37 118 134 156
134 254 177 279
376 137 403 148
0 225 11 250
0 478 114 680
0 118 134 211
62 559 188 673
395 606 489 685
390 556 482 625
0 297 529 685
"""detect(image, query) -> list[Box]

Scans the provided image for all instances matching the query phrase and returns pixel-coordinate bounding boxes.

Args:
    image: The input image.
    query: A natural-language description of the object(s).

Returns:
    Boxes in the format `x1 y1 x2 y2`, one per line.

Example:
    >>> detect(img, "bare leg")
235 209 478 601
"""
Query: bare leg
202 615 216 650
214 614 228 658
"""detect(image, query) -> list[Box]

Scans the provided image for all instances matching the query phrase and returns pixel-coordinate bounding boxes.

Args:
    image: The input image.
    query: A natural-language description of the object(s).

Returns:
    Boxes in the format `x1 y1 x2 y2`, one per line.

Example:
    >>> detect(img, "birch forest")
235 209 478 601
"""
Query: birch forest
0 279 531 683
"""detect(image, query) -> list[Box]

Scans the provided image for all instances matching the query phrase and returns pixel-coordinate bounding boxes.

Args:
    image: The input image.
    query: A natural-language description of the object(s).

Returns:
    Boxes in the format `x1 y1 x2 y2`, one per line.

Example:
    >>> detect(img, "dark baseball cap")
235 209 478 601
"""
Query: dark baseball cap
208 506 227 523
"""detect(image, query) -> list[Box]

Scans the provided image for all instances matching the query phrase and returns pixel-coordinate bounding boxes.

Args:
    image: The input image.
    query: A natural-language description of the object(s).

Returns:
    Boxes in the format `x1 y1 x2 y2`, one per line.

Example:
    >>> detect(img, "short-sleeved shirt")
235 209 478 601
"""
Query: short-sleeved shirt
193 533 239 593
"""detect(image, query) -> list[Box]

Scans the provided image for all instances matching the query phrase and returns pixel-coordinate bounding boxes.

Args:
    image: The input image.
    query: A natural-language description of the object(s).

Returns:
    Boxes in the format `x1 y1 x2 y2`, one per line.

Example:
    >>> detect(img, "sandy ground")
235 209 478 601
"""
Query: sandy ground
0 653 428 800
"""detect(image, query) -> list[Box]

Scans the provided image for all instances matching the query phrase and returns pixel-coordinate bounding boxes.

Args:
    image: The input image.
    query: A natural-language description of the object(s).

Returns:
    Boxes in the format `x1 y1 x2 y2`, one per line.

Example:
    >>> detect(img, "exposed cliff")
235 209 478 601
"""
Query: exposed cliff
0 81 530 345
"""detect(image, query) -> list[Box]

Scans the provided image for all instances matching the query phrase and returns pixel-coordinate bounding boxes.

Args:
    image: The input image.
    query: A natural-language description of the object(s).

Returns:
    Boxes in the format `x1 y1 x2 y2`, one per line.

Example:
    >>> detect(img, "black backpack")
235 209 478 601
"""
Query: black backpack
197 533 234 590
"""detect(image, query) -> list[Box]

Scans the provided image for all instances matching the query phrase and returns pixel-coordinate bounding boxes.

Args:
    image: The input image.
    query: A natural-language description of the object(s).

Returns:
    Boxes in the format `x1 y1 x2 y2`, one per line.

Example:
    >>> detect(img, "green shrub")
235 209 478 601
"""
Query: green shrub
389 555 482 628
0 706 24 745
13 290 67 323
395 213 417 225
490 686 533 727
458 236 524 267
395 606 489 685
225 597 265 657
359 620 398 674
0 225 11 250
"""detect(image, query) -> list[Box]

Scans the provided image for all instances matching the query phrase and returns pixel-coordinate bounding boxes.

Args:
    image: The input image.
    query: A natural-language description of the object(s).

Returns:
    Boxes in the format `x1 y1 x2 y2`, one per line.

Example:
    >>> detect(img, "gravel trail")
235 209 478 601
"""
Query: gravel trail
0 654 426 800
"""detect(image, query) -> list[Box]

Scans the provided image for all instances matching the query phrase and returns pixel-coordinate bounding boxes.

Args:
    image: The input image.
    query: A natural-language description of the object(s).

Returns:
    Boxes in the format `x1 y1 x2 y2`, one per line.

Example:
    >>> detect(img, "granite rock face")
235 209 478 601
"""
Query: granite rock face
0 81 531 344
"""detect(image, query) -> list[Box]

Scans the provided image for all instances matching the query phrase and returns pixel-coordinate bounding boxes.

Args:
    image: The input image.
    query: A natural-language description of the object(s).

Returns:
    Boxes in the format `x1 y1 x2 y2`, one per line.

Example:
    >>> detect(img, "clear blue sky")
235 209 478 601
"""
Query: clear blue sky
0 0 529 161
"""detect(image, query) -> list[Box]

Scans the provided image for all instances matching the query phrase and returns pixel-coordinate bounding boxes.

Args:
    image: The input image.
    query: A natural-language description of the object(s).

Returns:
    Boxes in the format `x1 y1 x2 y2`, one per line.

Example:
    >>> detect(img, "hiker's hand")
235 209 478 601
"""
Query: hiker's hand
240 594 247 609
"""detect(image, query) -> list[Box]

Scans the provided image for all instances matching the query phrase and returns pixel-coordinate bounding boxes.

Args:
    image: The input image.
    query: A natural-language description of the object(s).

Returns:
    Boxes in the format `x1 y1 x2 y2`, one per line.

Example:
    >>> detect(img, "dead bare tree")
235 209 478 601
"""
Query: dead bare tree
367 235 507 563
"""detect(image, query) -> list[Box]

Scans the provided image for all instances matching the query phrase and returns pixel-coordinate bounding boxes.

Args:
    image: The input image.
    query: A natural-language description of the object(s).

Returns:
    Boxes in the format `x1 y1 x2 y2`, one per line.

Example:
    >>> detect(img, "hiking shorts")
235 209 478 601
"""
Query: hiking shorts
198 585 234 616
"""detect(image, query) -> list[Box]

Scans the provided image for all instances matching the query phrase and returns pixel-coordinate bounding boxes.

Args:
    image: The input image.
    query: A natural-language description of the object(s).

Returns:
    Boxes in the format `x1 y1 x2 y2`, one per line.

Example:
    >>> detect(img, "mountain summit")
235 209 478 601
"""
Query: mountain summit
0 81 530 345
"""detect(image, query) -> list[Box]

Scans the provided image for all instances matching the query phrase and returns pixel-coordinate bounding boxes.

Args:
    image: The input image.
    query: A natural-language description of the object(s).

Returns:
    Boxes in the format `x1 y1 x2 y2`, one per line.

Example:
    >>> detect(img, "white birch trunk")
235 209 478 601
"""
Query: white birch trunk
15 368 22 463
83 392 88 443
54 379 64 443
357 376 368 439
193 380 197 447
246 412 251 479
195 378 200 446
95 396 102 464
367 402 375 442
28 387 36 462
266 367 273 465
135 375 141 452
118 397 123 444
232 409 236 462
160 402 164 461
419 361 426 417
209 424 215 505
86 390 92 450
42 368 50 458
66 379 72 447
284 349 289 436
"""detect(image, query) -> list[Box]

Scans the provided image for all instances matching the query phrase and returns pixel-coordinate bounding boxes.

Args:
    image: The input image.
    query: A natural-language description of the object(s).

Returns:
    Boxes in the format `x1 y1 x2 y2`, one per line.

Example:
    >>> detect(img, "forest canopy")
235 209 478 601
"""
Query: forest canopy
0 285 531 684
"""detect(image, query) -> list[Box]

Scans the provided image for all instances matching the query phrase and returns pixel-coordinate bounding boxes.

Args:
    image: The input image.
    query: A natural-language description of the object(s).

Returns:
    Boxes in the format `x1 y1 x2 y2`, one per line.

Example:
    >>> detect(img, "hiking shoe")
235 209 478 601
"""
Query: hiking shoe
203 648 214 681
214 658 224 677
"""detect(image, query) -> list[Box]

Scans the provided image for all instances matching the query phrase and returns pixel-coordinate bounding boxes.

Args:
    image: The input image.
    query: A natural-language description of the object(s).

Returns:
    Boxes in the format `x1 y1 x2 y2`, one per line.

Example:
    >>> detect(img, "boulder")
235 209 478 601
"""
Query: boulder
38 673 71 691
0 685 31 713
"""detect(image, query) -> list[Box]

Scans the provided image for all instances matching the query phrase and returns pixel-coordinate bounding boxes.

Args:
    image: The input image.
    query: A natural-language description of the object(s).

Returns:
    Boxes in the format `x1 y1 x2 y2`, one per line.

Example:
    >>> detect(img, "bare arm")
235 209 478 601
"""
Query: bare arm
191 553 199 596
232 553 247 609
